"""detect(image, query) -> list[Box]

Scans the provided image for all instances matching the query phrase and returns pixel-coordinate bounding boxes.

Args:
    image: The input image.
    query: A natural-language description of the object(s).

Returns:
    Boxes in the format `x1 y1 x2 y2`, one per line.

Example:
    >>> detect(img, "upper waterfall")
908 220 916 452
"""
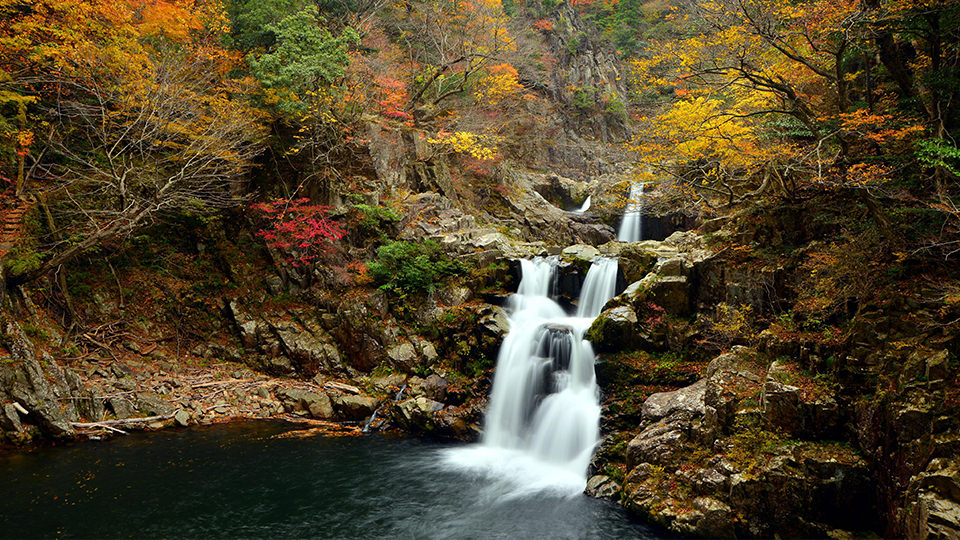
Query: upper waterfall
571 196 592 214
617 183 644 242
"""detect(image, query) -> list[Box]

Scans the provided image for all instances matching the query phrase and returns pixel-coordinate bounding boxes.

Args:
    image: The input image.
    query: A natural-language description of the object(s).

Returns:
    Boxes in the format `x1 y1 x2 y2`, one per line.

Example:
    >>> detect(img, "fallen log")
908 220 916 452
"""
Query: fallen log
70 412 176 429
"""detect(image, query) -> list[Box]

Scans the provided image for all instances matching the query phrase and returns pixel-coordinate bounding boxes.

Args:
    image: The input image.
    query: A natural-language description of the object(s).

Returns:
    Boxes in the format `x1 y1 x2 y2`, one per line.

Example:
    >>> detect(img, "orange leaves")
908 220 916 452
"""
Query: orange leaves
136 1 204 41
532 19 554 31
847 163 894 187
373 76 411 120
837 109 925 150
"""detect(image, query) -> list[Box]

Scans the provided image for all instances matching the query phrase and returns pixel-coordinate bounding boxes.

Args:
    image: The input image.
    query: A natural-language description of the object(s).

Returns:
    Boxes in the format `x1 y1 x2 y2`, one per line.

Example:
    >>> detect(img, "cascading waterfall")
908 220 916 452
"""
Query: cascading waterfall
617 182 644 242
445 257 620 496
571 195 592 215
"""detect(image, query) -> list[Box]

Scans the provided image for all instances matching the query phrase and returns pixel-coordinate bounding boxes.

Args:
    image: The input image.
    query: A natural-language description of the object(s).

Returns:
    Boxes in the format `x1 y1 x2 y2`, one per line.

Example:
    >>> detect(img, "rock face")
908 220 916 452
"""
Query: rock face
616 348 876 538
227 302 347 378
900 458 960 539
0 319 100 440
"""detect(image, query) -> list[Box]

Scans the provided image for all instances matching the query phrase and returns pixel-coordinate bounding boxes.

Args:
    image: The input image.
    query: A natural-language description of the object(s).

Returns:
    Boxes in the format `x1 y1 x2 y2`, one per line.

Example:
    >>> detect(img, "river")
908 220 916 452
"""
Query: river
0 421 660 539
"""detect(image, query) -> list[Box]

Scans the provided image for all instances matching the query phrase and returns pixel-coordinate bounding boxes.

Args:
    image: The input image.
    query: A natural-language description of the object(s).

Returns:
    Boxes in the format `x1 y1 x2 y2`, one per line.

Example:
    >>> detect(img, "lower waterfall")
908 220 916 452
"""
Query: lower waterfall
444 257 619 496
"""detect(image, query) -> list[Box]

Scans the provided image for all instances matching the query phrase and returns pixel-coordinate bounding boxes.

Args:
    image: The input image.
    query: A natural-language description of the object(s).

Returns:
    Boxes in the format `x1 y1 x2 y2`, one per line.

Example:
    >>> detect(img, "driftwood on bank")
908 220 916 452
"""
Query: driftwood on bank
70 412 176 432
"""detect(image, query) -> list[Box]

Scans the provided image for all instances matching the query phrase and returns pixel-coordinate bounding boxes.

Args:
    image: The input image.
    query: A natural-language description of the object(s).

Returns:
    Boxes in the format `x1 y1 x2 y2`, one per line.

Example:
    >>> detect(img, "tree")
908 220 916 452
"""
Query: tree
0 0 265 286
626 0 931 206
385 0 517 114
248 4 360 114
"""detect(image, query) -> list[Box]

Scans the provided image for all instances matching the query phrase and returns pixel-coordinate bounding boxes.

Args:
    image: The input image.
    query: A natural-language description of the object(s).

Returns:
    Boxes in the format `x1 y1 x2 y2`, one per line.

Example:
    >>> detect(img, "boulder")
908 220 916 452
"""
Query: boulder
420 374 450 402
276 388 333 418
561 244 601 267
135 392 176 416
654 257 691 277
174 410 191 427
645 275 691 316
586 475 621 500
331 394 379 420
663 231 703 250
387 342 419 372
587 305 639 353
642 379 707 423
618 244 657 283
108 397 138 419
394 396 445 431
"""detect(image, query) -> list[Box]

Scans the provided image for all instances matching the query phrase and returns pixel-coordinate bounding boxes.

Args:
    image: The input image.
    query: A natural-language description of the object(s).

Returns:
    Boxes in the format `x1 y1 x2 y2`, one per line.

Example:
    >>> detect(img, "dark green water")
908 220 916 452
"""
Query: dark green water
0 421 658 539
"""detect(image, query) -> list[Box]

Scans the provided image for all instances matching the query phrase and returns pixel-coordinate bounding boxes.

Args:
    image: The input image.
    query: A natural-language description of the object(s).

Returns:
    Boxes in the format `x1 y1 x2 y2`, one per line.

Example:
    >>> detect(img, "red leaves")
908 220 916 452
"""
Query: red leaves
250 197 346 267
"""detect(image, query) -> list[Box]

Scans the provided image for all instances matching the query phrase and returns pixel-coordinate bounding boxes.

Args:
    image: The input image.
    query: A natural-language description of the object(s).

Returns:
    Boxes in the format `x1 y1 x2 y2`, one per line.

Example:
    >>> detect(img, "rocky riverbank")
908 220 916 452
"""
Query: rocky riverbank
2 182 959 540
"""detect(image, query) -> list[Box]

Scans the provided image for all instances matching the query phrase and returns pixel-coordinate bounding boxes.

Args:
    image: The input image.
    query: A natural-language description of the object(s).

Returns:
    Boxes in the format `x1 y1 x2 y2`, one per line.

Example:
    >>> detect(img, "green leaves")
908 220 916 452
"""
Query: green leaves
248 4 359 113
368 240 466 294
917 138 960 177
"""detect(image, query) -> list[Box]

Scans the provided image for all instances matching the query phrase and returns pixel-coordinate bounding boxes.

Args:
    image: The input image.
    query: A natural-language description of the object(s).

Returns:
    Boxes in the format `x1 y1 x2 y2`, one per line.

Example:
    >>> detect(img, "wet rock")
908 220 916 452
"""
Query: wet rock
586 474 620 499
331 394 379 420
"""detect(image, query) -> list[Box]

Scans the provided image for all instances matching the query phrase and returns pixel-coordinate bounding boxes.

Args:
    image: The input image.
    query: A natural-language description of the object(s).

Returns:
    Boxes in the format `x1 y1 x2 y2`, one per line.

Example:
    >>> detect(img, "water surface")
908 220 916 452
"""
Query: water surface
0 421 659 539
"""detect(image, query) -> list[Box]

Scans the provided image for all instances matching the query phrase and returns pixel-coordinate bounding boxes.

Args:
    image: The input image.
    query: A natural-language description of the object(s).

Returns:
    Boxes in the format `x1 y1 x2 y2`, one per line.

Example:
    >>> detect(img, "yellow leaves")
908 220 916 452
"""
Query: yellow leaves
16 130 34 148
473 63 521 106
651 96 767 170
427 130 499 160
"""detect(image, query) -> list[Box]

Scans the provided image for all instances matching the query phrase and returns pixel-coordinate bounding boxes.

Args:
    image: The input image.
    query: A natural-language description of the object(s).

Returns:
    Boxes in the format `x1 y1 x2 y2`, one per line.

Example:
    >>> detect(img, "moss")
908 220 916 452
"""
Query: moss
723 417 797 476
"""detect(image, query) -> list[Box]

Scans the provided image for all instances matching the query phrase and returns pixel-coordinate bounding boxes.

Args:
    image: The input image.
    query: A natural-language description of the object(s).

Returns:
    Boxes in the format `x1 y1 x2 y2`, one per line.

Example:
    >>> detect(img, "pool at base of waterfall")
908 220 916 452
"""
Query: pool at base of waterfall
0 421 660 540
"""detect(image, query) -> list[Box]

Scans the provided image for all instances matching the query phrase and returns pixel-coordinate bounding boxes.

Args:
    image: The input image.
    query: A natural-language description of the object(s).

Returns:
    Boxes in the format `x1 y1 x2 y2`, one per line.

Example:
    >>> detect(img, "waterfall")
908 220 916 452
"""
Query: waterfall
570 195 591 214
617 182 644 242
576 258 618 318
445 257 619 496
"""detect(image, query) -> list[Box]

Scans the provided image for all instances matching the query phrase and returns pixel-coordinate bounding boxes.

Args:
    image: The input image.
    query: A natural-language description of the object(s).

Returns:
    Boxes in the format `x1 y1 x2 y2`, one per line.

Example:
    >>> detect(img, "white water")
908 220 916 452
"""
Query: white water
571 196 591 214
617 182 644 242
444 257 619 496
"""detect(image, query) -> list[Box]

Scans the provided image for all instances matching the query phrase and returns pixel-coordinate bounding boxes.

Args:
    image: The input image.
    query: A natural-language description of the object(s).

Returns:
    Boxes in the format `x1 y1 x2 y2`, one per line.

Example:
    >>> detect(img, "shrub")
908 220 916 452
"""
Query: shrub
351 203 400 239
368 240 466 293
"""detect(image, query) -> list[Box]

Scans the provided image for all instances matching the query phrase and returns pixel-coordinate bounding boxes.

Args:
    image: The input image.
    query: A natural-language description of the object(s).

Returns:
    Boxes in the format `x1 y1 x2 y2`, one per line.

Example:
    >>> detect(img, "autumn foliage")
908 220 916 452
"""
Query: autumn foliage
251 198 346 267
